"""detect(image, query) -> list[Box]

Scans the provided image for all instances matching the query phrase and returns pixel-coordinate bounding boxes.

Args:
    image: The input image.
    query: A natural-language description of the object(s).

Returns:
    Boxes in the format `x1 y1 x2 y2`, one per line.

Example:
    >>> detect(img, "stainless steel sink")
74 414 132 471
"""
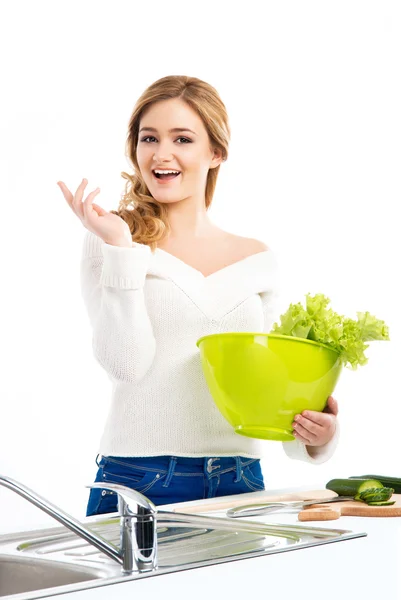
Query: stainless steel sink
0 512 366 599
0 555 109 597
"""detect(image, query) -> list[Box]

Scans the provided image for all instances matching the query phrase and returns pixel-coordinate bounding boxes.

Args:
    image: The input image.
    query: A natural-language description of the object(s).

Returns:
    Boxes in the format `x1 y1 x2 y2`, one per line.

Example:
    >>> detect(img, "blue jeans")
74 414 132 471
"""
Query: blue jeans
86 454 265 517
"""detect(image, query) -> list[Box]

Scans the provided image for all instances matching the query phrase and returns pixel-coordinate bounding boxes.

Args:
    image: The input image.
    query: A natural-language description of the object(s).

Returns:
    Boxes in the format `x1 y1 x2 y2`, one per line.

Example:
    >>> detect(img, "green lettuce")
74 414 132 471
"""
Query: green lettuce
270 293 390 370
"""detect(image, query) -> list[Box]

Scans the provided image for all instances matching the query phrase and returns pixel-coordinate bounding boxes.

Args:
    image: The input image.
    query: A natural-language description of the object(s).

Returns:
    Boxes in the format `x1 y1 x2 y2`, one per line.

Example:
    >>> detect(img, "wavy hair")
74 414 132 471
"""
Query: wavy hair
110 75 231 251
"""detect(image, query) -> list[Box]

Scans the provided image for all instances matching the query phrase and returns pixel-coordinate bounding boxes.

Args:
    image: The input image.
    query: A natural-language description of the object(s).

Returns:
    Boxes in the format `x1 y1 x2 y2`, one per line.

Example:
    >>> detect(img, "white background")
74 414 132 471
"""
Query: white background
0 0 400 534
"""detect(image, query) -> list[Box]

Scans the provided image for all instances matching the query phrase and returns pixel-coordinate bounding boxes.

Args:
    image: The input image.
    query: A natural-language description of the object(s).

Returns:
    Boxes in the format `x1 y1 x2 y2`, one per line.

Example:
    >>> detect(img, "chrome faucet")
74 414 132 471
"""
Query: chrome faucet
0 475 157 574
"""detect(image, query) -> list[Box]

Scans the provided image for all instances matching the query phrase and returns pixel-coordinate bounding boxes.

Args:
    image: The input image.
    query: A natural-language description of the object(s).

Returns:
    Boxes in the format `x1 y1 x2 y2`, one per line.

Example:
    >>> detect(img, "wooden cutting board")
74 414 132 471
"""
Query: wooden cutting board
298 493 401 521
163 489 338 514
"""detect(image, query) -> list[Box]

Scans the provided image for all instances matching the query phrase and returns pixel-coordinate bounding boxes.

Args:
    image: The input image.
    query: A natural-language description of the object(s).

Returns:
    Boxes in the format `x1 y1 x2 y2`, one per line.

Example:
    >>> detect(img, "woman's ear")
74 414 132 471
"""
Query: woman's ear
210 147 224 169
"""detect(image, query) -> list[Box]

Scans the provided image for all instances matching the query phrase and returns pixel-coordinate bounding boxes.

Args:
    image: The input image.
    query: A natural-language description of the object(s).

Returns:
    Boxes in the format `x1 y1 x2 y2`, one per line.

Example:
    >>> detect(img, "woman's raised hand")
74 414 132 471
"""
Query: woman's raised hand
57 178 133 247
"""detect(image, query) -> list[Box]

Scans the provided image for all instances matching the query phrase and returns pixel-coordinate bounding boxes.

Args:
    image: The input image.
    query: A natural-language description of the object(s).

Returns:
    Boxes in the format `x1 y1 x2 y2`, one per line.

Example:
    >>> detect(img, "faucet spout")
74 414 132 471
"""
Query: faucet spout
0 474 121 564
0 475 158 574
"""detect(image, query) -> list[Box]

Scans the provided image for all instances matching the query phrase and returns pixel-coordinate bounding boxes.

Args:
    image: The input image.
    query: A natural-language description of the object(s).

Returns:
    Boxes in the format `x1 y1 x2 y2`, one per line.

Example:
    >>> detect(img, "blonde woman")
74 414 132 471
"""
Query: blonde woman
58 75 339 517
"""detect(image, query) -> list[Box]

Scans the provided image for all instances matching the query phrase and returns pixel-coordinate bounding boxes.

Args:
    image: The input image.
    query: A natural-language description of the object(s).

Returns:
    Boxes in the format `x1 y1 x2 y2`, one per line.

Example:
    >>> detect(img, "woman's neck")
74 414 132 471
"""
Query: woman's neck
164 194 219 239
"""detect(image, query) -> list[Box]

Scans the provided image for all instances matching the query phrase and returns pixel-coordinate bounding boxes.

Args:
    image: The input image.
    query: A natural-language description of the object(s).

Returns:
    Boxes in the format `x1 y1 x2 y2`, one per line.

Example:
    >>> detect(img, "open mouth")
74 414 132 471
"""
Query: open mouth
152 170 181 182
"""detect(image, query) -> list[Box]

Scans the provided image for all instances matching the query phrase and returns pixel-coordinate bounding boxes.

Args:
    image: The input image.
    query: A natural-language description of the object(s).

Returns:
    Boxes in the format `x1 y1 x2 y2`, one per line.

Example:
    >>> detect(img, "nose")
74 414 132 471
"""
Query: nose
153 154 173 163
153 142 175 163
153 154 174 164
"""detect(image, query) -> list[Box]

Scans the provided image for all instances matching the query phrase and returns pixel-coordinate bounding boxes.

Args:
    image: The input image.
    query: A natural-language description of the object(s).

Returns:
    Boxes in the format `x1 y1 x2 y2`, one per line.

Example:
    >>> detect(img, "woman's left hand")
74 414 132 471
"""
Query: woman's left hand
292 396 338 447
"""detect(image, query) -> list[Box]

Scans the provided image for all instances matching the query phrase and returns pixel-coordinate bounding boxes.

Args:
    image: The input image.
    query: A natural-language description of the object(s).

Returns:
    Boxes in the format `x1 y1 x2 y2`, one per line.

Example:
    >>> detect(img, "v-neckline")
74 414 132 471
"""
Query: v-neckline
154 247 272 279
147 245 279 322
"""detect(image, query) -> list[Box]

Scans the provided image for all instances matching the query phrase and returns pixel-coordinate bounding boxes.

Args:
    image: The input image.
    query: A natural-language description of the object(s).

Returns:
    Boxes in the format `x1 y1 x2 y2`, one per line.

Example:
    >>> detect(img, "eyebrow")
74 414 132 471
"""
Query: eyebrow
139 127 198 135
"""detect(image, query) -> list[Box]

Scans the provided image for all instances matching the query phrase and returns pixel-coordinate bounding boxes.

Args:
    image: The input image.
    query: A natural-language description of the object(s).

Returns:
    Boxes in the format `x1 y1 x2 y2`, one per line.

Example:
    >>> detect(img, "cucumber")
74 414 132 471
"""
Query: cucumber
366 501 396 506
356 480 384 494
326 478 384 497
350 475 401 494
357 486 394 503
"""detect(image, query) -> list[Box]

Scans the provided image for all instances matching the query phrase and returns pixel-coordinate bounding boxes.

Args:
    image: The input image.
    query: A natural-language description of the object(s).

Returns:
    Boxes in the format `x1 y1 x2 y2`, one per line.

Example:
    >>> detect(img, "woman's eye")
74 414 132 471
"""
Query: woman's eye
140 136 191 144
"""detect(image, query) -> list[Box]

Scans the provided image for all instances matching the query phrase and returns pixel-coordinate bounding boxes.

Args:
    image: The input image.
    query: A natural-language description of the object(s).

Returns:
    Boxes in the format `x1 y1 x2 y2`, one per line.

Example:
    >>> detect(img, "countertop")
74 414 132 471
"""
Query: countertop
37 483 401 600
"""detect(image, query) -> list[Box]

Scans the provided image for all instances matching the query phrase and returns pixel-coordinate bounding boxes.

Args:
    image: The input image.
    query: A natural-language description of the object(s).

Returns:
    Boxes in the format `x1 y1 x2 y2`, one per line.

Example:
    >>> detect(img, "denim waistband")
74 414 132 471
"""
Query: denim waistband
96 454 258 484
97 454 259 465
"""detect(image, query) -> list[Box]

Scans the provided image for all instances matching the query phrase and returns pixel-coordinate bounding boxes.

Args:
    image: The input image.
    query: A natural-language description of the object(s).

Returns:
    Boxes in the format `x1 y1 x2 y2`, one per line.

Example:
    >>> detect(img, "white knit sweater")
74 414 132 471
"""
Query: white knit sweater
80 231 339 463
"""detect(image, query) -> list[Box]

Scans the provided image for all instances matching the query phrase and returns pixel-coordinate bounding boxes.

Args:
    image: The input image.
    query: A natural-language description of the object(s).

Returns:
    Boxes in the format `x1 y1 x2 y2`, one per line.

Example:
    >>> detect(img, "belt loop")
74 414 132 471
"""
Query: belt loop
95 453 101 467
162 456 177 488
206 457 220 474
234 457 242 483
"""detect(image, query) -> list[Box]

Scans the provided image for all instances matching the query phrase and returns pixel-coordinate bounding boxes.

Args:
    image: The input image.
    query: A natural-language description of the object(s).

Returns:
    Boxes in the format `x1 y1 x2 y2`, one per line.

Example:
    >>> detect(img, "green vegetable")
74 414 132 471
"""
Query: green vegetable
365 501 396 506
326 478 384 497
350 475 401 494
270 293 390 370
354 480 385 498
357 487 394 504
326 478 395 506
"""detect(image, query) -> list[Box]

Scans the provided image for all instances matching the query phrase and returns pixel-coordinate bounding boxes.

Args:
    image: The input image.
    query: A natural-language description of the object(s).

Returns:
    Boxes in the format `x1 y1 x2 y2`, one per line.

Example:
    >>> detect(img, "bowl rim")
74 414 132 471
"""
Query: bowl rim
196 332 340 355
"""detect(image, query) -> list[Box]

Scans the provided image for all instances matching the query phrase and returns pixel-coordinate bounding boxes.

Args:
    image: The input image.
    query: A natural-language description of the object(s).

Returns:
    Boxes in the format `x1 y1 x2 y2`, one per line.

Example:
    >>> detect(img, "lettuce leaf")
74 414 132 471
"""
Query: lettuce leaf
270 293 390 370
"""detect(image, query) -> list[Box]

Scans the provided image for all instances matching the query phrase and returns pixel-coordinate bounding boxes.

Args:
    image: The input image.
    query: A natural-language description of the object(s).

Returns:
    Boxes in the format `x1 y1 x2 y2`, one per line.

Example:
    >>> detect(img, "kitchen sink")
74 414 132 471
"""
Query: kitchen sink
0 555 109 597
0 512 366 599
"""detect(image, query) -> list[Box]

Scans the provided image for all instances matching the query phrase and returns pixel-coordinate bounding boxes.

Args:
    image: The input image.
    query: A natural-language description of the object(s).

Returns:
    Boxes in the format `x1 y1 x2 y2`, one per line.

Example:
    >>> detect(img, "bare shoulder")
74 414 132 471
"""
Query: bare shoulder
243 237 270 252
226 233 269 254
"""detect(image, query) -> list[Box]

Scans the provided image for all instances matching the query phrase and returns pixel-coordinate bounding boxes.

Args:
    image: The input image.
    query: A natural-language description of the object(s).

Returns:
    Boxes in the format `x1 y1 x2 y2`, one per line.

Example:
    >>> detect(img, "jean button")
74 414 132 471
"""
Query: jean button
101 490 107 497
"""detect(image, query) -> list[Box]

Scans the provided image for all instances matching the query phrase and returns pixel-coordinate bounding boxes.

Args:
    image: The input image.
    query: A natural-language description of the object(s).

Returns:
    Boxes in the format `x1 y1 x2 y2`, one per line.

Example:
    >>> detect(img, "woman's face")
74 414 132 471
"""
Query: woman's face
136 98 222 205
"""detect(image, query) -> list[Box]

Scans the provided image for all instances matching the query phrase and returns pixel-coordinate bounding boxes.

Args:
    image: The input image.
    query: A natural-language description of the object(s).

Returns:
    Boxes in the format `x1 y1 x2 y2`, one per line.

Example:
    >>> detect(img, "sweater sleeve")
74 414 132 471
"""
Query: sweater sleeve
282 420 340 464
80 230 156 383
259 269 339 465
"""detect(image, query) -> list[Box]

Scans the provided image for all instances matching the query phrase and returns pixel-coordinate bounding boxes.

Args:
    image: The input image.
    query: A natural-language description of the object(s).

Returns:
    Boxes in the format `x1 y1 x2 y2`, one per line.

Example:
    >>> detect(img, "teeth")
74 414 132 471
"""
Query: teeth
154 169 180 175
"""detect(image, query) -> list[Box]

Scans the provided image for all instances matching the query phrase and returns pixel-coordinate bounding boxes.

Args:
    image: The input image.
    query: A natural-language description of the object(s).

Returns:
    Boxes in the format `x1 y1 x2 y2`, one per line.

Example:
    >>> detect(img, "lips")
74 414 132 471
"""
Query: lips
152 169 181 176
152 171 181 183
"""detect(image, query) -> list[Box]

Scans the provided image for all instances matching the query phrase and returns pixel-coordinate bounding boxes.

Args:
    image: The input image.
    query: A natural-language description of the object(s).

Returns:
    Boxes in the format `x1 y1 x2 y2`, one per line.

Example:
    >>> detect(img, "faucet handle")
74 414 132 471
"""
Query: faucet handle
87 482 157 516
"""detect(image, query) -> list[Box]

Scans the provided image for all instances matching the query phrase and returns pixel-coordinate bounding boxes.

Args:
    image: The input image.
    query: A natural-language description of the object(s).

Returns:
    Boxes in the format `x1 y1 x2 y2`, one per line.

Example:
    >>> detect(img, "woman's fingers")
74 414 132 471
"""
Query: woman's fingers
58 177 131 246
72 178 91 220
82 190 102 223
57 181 75 211
57 179 84 218
57 178 100 222
91 203 107 216
293 422 315 444
293 405 337 447
323 396 339 416
293 414 322 437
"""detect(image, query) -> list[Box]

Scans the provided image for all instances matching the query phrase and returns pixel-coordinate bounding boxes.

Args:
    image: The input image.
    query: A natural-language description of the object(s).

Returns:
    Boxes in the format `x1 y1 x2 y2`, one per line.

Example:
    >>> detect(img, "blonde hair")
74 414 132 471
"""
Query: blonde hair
110 75 231 251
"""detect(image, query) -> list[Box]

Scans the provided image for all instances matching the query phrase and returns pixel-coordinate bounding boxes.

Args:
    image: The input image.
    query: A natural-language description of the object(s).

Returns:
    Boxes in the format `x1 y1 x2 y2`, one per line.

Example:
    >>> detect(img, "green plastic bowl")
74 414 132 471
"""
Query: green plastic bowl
196 333 342 442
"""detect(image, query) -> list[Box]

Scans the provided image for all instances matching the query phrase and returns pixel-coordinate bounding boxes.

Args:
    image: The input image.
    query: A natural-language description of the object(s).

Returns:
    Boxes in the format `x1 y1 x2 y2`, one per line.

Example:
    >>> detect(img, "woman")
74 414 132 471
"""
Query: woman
57 75 339 517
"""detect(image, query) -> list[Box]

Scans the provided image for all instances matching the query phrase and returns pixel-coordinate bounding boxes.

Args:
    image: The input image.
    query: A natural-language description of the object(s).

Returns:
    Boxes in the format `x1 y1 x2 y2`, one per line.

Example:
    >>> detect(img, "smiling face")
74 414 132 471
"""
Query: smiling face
136 98 222 206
